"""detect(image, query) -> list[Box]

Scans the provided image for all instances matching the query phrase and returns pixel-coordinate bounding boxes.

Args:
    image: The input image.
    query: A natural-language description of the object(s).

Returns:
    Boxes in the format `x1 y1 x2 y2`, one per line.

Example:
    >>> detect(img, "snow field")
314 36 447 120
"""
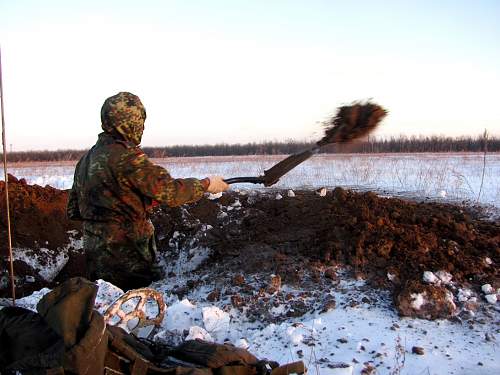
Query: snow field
3 152 500 208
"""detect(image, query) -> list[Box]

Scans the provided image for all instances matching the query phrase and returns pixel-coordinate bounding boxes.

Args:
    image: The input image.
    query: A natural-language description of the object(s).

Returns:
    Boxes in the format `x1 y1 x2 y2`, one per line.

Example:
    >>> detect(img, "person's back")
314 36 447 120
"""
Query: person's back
67 92 229 290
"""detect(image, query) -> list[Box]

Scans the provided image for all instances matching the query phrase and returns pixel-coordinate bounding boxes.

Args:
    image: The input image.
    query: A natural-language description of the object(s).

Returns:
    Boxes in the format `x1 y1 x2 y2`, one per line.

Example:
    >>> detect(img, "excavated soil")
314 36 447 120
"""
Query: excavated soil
0 175 82 297
1 176 498 319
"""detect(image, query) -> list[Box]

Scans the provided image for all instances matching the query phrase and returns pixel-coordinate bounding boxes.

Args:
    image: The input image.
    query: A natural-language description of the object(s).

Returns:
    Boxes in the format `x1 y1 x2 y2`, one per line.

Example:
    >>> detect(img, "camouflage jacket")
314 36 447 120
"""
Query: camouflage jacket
67 132 206 242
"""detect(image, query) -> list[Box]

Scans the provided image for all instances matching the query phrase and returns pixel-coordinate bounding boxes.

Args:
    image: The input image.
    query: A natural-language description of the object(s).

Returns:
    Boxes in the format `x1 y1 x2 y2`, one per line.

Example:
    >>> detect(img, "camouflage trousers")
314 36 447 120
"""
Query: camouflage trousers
83 224 164 291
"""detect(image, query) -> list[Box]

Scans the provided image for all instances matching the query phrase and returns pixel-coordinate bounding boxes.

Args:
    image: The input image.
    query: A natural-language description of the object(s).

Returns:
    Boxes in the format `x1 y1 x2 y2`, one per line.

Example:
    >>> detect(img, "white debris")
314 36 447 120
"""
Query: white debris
423 271 438 284
387 273 396 281
164 299 199 332
275 193 283 200
287 189 296 197
435 270 453 284
411 293 426 310
317 187 327 197
235 338 250 350
457 288 473 302
485 294 497 304
186 326 213 342
284 326 304 345
484 257 492 265
208 192 223 200
202 306 230 333
231 200 242 208
481 284 493 294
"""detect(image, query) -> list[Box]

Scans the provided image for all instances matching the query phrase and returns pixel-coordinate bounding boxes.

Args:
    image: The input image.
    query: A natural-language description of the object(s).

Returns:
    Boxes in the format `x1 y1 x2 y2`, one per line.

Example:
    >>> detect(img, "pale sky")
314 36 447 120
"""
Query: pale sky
1 0 499 151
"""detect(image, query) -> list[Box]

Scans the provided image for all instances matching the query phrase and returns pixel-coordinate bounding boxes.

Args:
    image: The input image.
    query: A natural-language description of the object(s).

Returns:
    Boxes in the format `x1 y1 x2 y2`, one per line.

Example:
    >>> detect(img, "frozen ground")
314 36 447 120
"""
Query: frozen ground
2 153 500 209
2 153 499 374
9 265 499 374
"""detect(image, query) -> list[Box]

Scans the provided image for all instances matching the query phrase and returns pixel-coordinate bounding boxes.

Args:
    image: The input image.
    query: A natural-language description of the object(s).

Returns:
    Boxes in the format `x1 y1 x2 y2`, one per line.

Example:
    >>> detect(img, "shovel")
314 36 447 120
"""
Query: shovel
224 101 387 186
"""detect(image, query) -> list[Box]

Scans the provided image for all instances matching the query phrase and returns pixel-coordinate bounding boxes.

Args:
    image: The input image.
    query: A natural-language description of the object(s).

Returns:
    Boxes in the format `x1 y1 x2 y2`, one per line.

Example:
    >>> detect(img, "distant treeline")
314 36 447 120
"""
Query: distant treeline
2 135 498 162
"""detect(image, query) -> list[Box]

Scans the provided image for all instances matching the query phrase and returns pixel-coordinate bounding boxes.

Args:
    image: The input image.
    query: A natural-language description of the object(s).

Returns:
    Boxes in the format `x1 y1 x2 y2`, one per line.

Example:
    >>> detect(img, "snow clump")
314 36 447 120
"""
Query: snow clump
208 192 223 200
317 187 327 197
202 306 230 333
235 338 250 350
457 288 473 302
186 326 213 342
435 270 453 284
481 284 493 294
485 294 498 304
410 293 426 310
287 189 295 197
423 271 438 284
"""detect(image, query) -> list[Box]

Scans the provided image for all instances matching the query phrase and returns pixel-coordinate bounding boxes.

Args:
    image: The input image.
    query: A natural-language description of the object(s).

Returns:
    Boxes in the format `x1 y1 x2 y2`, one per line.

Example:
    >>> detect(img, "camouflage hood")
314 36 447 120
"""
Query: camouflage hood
100 92 146 146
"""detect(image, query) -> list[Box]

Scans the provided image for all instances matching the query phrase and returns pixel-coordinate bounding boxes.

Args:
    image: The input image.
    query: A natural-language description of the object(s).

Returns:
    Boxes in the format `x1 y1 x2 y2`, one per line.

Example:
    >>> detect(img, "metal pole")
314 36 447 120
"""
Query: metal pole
0 47 16 305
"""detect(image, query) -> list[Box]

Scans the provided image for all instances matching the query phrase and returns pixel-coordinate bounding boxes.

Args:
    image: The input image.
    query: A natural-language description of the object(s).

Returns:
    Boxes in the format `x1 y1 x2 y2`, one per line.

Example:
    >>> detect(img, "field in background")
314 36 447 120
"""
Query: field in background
2 152 499 209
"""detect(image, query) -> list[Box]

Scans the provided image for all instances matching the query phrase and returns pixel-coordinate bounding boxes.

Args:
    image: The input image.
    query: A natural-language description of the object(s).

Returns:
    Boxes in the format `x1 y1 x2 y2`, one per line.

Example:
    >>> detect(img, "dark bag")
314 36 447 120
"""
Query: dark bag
36 277 109 375
0 306 64 374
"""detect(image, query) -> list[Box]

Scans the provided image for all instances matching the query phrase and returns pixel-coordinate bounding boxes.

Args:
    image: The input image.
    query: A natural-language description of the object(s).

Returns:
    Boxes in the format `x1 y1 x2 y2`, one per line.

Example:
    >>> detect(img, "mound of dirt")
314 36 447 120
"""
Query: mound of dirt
158 188 498 319
1 177 498 319
0 175 82 297
201 188 499 286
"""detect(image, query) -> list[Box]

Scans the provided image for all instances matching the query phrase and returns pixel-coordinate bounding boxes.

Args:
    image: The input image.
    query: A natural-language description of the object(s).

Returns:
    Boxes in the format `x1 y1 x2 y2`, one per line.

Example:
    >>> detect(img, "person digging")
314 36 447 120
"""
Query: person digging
67 92 229 290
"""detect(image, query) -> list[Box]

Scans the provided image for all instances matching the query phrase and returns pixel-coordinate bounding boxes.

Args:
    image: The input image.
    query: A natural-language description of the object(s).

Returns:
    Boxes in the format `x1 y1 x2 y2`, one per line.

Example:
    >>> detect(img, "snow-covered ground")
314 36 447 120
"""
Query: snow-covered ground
2 153 500 208
9 265 499 374
2 153 499 374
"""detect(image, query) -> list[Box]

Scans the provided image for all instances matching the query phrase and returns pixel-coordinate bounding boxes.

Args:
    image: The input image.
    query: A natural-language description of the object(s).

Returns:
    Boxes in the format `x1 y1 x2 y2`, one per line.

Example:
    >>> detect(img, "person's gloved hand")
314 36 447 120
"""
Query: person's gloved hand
206 176 229 193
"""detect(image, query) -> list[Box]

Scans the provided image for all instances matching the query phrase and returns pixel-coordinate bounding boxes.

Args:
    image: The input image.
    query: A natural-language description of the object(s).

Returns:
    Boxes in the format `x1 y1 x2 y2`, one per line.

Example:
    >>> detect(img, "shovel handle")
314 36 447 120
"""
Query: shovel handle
224 177 265 184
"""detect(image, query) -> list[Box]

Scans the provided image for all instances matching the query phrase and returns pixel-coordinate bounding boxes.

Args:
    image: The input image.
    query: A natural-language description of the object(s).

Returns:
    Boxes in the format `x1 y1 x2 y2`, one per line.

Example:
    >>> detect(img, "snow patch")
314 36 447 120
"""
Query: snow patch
164 298 200 332
411 293 426 310
202 306 230 334
13 247 69 282
14 288 52 311
485 294 497 304
481 284 493 294
317 187 327 197
235 338 249 350
325 363 354 374
435 270 453 284
283 326 304 345
165 246 211 275
423 271 438 284
94 279 125 314
208 192 223 200
457 288 473 302
186 326 213 342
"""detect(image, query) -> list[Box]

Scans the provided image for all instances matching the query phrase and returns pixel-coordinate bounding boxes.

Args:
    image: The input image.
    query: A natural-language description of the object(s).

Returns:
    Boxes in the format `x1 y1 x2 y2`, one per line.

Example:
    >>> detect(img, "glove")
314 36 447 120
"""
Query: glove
206 176 229 194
